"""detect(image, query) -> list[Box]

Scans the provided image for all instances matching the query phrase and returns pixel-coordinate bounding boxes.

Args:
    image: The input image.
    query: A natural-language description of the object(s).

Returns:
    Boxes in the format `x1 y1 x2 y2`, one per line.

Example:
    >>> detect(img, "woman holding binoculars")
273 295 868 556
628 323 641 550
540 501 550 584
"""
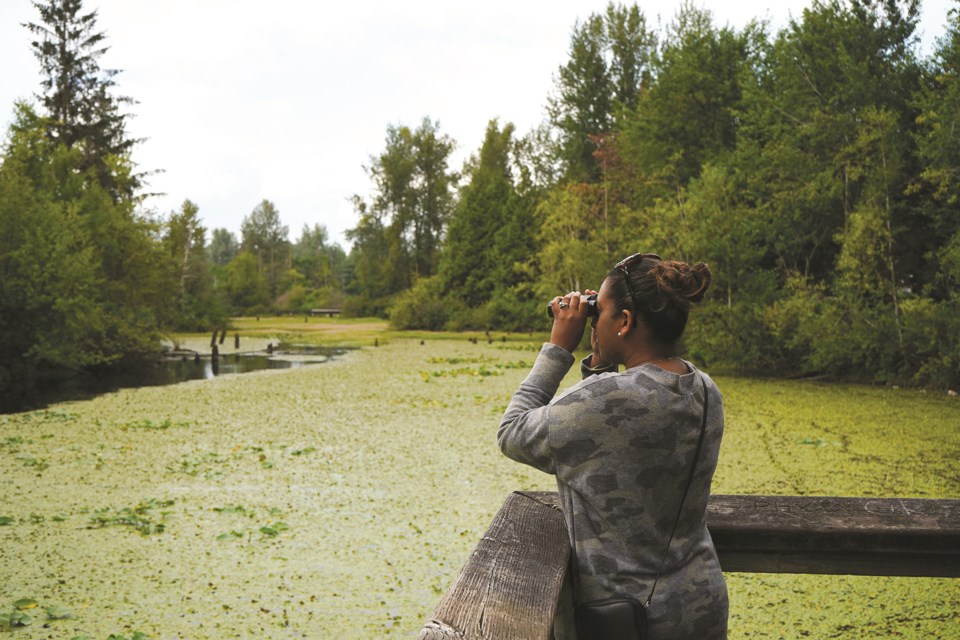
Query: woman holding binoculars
498 253 727 640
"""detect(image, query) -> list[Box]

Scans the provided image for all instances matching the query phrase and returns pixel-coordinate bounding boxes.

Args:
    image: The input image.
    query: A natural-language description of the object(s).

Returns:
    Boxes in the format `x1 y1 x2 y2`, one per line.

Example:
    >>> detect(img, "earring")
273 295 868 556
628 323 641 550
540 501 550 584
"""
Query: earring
617 332 622 337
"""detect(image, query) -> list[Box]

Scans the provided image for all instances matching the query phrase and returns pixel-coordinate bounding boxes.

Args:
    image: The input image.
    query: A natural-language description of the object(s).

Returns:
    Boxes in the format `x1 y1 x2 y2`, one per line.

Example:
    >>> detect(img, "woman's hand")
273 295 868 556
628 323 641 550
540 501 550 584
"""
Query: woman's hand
549 291 590 354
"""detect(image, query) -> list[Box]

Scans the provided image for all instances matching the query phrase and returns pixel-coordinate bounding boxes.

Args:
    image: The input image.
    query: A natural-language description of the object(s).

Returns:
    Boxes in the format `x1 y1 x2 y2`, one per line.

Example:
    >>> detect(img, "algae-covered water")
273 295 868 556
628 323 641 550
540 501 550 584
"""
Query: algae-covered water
1 338 958 638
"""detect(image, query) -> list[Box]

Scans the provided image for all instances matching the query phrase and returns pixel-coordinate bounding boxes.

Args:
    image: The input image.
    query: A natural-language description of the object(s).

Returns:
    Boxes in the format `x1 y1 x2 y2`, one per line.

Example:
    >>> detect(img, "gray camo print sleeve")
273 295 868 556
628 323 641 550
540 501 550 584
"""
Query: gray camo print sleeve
497 343 574 473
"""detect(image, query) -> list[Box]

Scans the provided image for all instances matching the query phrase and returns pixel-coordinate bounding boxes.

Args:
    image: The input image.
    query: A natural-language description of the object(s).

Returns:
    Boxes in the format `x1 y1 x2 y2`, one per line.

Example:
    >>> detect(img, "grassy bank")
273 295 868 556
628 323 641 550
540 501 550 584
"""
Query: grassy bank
2 321 959 638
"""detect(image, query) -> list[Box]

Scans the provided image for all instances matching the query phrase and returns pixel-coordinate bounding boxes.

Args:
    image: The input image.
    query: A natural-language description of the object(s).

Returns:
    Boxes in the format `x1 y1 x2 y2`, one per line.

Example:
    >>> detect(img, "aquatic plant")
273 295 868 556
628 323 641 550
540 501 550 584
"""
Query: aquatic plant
88 499 175 536
0 338 956 637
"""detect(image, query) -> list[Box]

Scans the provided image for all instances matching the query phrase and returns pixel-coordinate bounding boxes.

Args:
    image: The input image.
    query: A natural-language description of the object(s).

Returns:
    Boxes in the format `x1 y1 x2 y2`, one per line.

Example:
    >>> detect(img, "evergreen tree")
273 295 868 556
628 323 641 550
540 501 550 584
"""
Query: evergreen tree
24 0 141 199
0 103 170 407
441 121 519 308
0 105 100 409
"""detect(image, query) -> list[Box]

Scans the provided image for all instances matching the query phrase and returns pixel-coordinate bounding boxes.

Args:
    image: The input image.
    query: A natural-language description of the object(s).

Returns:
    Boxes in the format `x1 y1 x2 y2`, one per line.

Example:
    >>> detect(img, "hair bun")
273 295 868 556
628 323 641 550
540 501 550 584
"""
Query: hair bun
653 260 711 310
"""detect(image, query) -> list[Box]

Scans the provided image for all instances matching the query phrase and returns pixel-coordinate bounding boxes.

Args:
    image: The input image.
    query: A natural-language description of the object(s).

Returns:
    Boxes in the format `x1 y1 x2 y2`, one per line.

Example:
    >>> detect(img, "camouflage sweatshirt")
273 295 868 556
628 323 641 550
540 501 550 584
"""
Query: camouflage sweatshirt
498 343 728 639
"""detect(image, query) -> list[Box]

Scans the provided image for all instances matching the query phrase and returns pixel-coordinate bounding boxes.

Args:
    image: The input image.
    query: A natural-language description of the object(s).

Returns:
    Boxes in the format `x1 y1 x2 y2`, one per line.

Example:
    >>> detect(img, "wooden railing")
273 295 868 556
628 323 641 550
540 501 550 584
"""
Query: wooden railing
417 491 960 640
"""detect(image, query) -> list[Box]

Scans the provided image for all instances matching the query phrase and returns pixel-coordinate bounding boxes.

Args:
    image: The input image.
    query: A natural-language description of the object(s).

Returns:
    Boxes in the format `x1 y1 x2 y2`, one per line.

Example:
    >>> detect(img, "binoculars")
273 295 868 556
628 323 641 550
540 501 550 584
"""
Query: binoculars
547 294 598 319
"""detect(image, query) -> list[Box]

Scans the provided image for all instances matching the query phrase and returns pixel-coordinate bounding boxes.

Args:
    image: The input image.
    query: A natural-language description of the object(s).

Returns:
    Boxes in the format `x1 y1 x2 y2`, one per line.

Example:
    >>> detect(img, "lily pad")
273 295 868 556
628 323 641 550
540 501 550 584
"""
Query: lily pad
1 610 32 628
216 530 245 541
45 605 74 620
14 598 39 610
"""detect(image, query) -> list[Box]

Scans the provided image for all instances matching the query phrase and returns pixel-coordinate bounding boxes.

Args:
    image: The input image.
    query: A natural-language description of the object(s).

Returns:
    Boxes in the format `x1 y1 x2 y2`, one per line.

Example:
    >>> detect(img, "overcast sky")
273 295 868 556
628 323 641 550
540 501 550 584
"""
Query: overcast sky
1 0 954 248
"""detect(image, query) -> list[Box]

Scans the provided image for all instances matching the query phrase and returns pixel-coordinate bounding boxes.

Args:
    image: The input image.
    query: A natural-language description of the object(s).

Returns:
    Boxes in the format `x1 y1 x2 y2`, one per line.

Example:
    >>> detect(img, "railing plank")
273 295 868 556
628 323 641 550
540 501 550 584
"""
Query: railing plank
419 493 960 639
708 494 960 577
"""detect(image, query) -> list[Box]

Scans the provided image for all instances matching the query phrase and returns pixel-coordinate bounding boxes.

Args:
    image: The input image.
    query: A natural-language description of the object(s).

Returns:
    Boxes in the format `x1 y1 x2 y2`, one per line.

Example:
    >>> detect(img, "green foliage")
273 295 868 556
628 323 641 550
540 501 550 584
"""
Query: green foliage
208 227 238 267
5 0 960 391
342 2 960 387
0 609 32 630
24 0 142 198
221 251 270 314
548 3 655 182
240 199 290 300
535 183 611 294
389 276 451 331
88 499 174 536
438 119 540 329
900 296 960 388
0 103 172 409
346 118 457 315
619 5 747 188
915 15 960 204
162 200 224 330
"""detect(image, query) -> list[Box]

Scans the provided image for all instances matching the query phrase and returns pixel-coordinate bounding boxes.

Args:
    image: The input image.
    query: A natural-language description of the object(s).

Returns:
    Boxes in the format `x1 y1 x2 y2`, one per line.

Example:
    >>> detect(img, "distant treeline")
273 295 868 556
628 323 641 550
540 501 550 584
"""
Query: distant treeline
2 0 959 398
349 0 960 390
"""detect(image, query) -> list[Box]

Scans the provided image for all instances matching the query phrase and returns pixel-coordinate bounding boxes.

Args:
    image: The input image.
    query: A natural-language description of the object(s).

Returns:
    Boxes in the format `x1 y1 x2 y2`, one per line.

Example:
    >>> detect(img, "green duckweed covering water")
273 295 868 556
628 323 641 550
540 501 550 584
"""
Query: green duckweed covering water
1 339 958 638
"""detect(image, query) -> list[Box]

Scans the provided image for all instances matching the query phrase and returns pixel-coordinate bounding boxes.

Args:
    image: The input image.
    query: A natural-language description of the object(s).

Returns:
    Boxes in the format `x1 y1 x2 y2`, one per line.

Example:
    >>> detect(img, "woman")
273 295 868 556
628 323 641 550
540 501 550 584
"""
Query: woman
498 253 727 639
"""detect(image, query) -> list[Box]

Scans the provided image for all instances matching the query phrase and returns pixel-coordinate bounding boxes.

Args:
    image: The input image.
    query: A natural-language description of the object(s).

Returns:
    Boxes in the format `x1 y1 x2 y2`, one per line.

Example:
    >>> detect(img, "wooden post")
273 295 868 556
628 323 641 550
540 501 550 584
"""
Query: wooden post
418 492 568 640
210 329 218 348
218 327 226 345
234 333 240 349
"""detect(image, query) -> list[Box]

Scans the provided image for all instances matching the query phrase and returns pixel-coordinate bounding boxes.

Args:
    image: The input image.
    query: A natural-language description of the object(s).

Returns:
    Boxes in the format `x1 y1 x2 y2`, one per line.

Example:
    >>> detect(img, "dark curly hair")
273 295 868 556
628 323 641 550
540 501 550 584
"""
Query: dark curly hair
606 255 712 345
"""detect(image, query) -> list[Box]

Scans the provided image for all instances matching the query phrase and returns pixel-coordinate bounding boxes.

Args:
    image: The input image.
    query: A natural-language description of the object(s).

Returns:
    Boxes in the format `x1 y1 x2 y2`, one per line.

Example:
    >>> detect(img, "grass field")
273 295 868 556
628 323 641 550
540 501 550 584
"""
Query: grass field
2 318 958 638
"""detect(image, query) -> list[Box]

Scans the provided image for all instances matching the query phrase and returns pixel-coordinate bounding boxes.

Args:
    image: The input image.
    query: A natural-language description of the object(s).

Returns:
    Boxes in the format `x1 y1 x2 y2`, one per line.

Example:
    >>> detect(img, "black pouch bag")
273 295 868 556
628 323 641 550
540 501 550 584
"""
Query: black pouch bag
574 598 647 640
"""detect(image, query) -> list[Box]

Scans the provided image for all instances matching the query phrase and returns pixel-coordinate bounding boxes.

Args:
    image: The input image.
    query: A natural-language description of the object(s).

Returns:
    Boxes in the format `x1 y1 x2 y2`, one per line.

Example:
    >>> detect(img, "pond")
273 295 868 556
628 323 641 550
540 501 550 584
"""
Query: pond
5 344 351 414
2 340 956 638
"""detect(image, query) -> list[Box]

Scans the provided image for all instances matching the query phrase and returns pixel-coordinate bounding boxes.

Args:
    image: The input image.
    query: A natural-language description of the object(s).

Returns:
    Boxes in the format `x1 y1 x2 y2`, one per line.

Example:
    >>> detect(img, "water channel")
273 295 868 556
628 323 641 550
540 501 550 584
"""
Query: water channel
5 344 350 414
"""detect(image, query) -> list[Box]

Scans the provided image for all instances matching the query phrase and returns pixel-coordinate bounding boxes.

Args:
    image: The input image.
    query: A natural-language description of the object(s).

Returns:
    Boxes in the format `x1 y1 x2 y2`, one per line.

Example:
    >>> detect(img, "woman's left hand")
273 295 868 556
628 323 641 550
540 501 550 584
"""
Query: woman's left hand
549 291 590 354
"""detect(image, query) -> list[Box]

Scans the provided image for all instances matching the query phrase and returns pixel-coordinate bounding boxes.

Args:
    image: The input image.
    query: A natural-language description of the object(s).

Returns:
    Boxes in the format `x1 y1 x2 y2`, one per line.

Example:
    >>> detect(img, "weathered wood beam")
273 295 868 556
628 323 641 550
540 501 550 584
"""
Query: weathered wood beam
418 492 960 639
708 494 960 577
418 491 569 640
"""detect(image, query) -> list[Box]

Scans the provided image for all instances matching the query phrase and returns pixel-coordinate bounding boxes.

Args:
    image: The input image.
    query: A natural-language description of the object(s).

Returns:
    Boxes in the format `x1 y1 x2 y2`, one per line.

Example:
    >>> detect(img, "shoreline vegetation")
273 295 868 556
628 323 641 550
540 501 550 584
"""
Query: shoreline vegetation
2 320 959 638
6 1 960 411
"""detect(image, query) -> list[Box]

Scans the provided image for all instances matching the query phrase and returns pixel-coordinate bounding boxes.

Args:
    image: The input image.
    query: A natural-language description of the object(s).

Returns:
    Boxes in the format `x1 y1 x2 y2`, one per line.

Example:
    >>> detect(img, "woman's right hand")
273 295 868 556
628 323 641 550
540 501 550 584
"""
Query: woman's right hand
549 292 590 354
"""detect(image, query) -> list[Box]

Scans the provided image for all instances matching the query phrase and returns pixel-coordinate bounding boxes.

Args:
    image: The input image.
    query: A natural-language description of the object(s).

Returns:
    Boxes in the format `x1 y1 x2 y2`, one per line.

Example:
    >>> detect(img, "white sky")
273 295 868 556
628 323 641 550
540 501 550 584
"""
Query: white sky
1 0 954 248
